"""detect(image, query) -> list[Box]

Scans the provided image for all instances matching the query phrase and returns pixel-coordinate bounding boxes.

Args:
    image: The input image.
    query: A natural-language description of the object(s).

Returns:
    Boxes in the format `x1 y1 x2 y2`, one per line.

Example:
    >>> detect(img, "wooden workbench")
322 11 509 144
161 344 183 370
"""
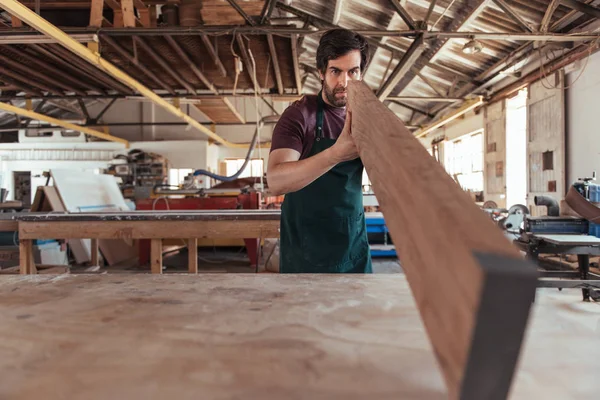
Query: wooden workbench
0 274 598 399
16 211 281 274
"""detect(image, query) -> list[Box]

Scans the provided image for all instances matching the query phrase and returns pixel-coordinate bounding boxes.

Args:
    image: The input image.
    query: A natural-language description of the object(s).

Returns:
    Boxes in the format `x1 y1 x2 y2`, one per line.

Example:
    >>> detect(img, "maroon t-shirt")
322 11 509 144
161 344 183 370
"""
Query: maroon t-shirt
270 95 346 160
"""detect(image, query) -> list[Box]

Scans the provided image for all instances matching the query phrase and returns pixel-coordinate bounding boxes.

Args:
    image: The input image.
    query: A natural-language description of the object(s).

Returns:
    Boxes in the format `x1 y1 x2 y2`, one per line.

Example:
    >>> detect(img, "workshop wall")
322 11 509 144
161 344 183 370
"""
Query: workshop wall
116 141 210 170
87 97 285 143
566 51 600 185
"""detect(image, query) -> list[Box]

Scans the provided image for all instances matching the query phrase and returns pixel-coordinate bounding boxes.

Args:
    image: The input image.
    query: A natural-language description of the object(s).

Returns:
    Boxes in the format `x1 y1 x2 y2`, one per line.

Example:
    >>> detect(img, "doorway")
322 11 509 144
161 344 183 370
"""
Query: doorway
505 88 528 208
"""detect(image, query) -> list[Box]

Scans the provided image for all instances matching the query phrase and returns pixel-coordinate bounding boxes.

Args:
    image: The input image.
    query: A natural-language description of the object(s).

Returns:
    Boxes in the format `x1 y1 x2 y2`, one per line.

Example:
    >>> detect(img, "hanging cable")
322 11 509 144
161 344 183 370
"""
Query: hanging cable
193 123 261 182
246 39 265 191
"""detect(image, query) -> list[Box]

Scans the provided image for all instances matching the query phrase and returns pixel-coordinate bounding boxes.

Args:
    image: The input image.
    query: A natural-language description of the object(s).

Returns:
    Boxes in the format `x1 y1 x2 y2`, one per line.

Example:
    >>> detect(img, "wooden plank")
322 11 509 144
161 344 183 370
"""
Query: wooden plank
138 8 151 27
0 275 597 399
113 10 124 27
0 219 18 231
89 0 104 27
121 0 136 27
222 97 246 123
201 0 264 25
150 238 162 274
19 220 280 240
188 238 198 274
11 16 22 27
346 80 538 400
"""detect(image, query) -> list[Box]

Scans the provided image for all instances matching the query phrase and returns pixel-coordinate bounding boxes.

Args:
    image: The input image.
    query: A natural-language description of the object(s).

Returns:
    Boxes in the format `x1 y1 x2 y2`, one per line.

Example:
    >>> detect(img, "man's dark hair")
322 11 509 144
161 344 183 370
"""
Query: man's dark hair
316 29 370 74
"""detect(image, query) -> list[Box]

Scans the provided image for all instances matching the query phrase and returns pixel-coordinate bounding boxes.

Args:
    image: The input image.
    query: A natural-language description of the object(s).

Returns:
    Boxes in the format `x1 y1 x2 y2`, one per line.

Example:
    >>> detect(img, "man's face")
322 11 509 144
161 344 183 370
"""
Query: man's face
320 50 362 108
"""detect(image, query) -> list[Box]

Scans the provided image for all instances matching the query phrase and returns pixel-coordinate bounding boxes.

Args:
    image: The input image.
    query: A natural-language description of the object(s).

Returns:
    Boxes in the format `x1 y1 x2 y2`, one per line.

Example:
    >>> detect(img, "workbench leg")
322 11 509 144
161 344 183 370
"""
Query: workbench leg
578 254 590 301
244 238 260 270
19 239 34 275
150 239 163 274
90 239 100 267
188 238 198 274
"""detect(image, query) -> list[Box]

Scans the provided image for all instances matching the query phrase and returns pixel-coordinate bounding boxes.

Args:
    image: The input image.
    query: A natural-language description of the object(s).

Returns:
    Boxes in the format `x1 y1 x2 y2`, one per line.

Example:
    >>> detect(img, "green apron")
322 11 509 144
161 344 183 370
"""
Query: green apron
279 92 373 273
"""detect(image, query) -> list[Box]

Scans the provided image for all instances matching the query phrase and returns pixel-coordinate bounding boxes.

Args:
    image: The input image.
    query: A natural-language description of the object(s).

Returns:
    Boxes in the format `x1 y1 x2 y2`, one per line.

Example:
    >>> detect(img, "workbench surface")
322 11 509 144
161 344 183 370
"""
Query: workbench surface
0 275 598 399
15 210 281 222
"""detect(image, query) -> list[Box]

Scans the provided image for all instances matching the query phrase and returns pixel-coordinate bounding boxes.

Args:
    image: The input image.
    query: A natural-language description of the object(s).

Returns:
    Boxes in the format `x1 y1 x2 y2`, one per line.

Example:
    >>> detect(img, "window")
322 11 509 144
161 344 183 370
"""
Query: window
444 131 484 192
169 168 193 186
225 158 263 178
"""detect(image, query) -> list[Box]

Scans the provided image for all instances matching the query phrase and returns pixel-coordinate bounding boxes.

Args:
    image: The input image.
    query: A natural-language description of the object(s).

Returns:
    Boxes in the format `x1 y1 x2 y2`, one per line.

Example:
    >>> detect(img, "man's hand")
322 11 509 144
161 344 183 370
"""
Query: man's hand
330 110 359 163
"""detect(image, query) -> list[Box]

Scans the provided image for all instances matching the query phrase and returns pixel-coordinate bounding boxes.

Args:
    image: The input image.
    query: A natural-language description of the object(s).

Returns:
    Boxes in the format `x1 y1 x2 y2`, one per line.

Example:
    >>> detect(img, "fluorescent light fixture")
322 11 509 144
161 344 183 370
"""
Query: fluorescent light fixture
462 39 484 55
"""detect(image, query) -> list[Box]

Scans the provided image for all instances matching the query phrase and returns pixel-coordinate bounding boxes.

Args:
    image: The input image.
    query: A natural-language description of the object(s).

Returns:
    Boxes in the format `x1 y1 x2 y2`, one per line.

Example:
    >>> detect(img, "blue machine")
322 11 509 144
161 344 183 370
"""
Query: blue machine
365 212 396 257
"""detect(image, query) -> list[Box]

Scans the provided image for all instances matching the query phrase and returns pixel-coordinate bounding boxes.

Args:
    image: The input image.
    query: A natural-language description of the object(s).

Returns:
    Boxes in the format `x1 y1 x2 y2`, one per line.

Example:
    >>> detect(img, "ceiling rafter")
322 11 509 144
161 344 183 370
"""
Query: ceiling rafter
492 0 533 32
385 0 492 99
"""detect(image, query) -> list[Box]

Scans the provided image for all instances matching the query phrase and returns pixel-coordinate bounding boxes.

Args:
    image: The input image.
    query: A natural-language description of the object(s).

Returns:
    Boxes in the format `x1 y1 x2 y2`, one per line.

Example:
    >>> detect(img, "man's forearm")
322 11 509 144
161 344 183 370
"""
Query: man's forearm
268 147 339 195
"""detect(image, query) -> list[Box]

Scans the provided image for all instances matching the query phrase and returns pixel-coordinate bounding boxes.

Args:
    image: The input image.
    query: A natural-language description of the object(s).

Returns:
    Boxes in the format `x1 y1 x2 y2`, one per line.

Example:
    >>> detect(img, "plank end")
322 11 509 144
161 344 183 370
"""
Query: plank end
460 252 538 400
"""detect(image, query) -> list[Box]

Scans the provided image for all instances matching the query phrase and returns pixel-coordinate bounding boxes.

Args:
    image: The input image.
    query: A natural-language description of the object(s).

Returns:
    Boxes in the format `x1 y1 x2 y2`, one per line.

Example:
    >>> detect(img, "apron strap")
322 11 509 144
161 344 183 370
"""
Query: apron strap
316 90 324 139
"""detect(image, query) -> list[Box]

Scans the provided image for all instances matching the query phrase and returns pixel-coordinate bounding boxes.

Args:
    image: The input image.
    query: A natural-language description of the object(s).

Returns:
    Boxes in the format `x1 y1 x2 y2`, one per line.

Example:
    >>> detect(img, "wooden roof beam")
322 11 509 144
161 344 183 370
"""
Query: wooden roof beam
540 0 560 32
377 34 425 102
266 34 283 95
492 0 533 32
3 44 103 94
133 36 196 94
389 0 417 30
291 33 302 95
235 34 261 93
201 35 227 77
0 52 86 96
0 64 63 95
226 0 256 26
164 35 218 94
102 36 176 95
259 0 278 25
560 0 600 20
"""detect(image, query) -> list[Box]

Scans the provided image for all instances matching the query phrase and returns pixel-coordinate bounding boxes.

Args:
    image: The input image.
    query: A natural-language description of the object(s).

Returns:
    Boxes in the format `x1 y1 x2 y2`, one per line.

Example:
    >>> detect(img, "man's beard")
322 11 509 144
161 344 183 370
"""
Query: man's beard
323 81 347 108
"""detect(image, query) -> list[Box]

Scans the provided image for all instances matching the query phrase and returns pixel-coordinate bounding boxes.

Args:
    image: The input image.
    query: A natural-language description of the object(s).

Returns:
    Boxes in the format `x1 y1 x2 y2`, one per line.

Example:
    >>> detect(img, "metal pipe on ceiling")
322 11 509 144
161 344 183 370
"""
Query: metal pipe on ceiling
414 96 486 139
0 27 599 42
0 0 268 149
0 101 129 146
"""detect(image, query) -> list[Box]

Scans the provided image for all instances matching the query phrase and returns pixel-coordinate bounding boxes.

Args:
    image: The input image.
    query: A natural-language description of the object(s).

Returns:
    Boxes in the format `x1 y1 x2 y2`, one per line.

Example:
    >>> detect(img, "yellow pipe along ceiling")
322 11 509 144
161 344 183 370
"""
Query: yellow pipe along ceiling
0 0 269 149
0 101 130 147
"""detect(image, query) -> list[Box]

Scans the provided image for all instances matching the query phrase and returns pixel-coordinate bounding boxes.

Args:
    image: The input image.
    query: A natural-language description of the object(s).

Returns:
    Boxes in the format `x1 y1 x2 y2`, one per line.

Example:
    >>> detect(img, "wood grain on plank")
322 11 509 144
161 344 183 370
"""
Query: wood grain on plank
0 275 596 399
19 220 280 240
121 0 136 27
347 81 538 400
89 0 104 27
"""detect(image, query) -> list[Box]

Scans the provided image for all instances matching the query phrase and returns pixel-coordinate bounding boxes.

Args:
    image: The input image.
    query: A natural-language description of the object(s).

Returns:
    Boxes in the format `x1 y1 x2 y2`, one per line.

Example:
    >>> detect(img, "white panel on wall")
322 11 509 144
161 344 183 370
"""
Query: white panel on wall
484 100 507 207
566 51 600 185
527 74 565 216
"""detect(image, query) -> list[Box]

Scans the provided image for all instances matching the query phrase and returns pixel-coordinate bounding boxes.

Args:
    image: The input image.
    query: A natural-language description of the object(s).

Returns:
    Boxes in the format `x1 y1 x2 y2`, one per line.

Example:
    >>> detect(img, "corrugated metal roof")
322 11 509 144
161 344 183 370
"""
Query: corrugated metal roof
0 0 598 136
